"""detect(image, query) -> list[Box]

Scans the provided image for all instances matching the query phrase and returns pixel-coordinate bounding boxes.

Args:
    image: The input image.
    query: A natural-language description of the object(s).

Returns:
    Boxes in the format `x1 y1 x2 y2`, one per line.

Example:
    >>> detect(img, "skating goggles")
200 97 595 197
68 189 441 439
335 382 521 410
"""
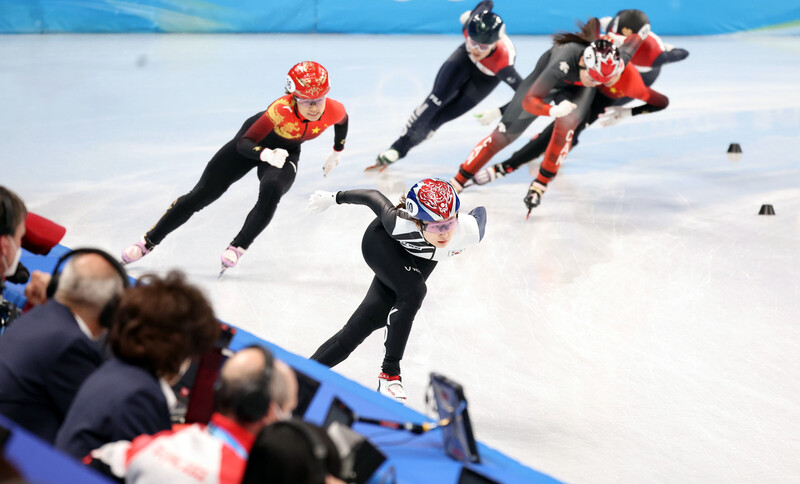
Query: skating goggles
294 96 326 107
422 216 458 233
466 37 494 52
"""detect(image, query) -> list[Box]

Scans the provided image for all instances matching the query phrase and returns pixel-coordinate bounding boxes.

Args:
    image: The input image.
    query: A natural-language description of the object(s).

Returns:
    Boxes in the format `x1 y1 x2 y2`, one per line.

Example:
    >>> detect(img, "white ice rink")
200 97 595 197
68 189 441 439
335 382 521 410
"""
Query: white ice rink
2 32 799 483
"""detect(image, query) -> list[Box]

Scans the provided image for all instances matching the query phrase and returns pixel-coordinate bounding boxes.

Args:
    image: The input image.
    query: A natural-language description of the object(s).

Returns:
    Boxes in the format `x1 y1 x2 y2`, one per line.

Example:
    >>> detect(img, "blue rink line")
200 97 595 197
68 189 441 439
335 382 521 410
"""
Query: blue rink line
3 246 562 484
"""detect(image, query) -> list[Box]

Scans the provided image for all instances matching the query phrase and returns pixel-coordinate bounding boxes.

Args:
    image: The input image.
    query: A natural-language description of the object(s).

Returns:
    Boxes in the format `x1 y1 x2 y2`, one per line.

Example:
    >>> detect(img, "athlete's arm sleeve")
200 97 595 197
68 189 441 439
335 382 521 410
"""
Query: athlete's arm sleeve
333 113 348 152
521 52 564 116
497 65 522 91
471 1 493 17
468 206 487 241
631 88 669 116
619 29 647 64
336 189 398 225
236 113 276 160
652 48 689 67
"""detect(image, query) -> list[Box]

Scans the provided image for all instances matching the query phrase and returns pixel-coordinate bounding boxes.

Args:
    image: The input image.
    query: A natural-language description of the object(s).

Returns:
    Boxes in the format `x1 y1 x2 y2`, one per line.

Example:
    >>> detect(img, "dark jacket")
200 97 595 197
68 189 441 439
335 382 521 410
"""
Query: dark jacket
0 300 103 443
55 357 173 460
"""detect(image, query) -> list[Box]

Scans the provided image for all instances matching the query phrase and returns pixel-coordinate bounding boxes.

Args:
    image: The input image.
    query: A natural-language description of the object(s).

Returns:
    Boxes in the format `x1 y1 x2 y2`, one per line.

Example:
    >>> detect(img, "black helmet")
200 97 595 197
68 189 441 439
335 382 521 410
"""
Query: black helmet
467 11 503 45
609 9 649 35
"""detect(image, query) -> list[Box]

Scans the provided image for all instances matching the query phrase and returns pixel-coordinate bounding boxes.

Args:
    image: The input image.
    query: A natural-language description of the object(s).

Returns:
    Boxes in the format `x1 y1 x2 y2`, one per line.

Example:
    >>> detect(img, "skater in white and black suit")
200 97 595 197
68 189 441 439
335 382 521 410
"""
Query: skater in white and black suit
307 179 486 402
371 0 521 169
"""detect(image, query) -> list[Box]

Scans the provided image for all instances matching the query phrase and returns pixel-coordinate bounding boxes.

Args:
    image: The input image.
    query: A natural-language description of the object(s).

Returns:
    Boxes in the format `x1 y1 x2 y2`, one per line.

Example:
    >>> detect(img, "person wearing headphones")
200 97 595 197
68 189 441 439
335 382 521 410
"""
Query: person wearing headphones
56 271 219 460
87 346 299 484
0 248 128 443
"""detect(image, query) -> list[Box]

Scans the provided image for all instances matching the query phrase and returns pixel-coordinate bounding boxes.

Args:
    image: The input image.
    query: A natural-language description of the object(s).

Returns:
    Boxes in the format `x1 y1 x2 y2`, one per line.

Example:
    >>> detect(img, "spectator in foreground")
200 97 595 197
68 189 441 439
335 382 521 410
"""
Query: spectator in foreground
0 249 127 443
55 271 219 460
89 345 300 484
242 419 346 484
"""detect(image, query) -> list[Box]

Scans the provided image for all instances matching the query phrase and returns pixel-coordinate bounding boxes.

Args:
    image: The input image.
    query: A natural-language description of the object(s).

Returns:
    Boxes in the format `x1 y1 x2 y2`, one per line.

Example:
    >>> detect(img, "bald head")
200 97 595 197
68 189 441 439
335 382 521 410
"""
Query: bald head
220 346 271 384
270 360 298 415
55 252 125 310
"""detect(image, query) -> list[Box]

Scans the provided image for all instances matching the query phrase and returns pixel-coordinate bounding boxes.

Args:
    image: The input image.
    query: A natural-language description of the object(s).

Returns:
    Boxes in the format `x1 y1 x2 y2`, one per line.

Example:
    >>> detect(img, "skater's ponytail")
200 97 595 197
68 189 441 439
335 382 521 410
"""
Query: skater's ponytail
553 17 600 46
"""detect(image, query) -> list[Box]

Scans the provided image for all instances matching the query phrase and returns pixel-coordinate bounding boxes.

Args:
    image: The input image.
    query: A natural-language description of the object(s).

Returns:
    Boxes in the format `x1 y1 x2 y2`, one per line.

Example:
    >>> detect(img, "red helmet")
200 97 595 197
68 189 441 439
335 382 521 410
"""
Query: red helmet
583 39 624 84
285 61 330 99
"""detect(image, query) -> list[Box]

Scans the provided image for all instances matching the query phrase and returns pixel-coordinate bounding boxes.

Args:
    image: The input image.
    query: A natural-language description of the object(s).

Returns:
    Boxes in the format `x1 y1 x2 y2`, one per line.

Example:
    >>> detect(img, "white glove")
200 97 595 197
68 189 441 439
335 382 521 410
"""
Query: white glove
473 107 501 126
322 151 341 177
606 31 626 48
637 23 650 40
259 148 289 169
549 100 577 118
597 106 632 128
599 16 612 33
308 190 337 213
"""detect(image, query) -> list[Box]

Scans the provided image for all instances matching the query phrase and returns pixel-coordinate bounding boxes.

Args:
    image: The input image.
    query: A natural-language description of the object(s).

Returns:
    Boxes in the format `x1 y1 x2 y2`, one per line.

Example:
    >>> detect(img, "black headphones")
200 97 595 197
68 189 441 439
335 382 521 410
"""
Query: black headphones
0 195 14 237
215 345 275 423
45 248 130 328
272 419 329 484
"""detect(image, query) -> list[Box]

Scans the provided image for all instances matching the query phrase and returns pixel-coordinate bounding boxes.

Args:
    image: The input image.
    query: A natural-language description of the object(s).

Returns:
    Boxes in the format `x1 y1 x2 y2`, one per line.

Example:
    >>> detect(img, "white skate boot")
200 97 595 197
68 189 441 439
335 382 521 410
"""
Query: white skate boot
378 373 407 402
366 148 399 172
121 237 154 265
219 245 246 278
473 163 509 186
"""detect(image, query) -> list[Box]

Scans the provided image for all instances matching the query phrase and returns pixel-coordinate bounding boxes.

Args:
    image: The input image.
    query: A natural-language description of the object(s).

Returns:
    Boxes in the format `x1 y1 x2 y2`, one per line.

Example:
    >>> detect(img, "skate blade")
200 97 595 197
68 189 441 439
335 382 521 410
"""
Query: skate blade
364 163 389 173
218 267 227 279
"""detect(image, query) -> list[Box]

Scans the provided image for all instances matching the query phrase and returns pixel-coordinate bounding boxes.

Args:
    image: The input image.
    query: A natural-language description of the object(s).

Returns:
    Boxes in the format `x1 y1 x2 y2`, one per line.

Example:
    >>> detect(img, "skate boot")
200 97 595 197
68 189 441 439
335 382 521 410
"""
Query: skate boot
523 181 547 218
377 373 407 402
219 245 246 277
366 148 399 172
473 162 511 186
121 236 155 265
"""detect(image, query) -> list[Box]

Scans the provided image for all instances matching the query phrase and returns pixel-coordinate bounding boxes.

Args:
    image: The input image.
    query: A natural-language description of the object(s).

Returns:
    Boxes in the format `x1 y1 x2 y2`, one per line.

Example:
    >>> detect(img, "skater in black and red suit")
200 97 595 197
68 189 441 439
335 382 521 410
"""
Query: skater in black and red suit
307 179 486 402
370 0 521 170
471 10 688 193
448 18 649 205
121 61 348 274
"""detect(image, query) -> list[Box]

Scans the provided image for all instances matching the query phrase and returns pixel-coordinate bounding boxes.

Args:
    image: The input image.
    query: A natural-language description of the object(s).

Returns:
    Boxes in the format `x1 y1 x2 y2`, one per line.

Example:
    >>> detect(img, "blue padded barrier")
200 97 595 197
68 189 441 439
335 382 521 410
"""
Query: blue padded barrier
1 0 799 35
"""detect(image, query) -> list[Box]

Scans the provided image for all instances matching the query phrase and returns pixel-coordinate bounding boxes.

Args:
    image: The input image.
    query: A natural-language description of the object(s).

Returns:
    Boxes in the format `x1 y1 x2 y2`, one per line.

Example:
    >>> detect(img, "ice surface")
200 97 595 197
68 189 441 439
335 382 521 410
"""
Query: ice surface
2 32 799 483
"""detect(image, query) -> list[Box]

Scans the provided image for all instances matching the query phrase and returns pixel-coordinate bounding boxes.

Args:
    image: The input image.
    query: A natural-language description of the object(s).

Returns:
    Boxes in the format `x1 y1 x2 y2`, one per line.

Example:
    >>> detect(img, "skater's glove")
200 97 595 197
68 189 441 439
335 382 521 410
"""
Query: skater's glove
599 16 613 33
260 148 289 168
597 106 632 127
549 100 577 118
308 190 337 213
473 107 501 126
322 151 341 177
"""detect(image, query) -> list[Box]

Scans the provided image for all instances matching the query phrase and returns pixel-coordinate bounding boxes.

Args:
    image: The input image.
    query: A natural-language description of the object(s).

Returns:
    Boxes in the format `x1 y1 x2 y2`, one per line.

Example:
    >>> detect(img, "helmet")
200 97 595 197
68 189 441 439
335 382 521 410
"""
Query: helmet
583 39 624 84
467 11 503 45
285 61 330 99
405 178 460 222
609 9 649 35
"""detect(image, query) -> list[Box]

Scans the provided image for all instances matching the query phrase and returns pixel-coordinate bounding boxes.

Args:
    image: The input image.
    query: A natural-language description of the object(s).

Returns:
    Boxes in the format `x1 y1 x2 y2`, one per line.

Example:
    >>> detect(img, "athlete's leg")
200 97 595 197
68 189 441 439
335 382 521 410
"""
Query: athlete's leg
146 141 255 245
527 87 595 206
389 49 473 158
229 153 299 249
310 275 395 367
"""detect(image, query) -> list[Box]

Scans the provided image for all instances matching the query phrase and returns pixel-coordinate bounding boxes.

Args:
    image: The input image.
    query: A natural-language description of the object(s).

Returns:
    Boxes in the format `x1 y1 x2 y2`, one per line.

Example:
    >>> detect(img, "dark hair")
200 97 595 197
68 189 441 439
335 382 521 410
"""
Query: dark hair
242 420 342 484
0 186 27 237
553 17 600 46
110 270 219 378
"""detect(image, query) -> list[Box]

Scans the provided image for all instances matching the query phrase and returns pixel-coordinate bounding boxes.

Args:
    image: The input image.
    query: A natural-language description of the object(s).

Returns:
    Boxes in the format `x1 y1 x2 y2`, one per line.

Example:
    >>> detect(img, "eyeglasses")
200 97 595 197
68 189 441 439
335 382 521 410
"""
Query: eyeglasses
466 37 494 53
422 216 458 233
294 96 326 107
